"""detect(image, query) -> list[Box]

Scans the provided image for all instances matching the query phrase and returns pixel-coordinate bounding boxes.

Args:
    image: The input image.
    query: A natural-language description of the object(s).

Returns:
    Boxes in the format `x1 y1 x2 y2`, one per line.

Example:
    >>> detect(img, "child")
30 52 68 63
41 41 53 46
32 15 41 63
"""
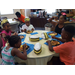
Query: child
21 18 35 32
48 15 66 34
14 12 25 23
48 15 67 42
1 35 27 65
47 25 75 65
1 19 17 47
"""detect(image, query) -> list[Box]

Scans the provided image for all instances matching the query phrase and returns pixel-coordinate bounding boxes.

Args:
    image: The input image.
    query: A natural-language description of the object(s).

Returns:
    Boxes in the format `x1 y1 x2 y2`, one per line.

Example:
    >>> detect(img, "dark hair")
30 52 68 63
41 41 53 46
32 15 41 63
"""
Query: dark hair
2 22 9 27
63 15 66 20
64 25 75 37
15 12 21 16
5 35 20 47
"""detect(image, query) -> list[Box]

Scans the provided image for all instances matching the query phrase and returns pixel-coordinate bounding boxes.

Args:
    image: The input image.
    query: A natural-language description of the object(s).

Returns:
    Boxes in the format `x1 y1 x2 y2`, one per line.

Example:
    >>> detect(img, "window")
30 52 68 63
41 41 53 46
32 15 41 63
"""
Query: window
0 9 14 15
45 9 56 14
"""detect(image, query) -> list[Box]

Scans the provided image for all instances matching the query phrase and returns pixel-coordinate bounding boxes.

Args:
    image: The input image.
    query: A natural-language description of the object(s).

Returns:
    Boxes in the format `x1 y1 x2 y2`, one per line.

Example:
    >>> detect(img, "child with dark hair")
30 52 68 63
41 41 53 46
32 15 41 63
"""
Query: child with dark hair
47 25 75 65
1 19 17 47
48 15 66 34
14 12 25 23
1 35 27 65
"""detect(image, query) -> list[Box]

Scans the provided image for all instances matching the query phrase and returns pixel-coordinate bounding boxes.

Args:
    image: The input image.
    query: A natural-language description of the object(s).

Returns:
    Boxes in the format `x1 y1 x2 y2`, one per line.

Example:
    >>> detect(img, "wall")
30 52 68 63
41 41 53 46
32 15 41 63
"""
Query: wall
1 9 20 19
25 9 31 17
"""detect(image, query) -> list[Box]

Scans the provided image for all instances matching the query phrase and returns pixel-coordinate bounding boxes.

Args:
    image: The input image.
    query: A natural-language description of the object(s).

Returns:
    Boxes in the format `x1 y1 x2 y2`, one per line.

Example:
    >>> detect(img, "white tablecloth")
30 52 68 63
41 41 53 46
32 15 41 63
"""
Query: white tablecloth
14 30 59 65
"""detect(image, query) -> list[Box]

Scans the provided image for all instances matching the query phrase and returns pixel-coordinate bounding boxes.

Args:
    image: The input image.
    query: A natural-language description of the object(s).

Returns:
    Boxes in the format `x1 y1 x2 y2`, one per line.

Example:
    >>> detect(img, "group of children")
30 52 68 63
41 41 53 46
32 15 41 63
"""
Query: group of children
0 12 75 65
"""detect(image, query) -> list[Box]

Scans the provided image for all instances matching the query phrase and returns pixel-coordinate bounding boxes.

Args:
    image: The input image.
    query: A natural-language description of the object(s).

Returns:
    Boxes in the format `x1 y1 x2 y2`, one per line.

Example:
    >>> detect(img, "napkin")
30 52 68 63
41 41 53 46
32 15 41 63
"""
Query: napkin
22 42 34 55
18 34 26 42
44 38 63 47
30 32 38 35
46 31 61 38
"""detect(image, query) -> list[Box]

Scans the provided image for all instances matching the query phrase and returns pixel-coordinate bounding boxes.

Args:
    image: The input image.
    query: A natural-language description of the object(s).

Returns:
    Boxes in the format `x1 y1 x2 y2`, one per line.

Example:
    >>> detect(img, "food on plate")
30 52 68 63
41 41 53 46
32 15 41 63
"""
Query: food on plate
18 44 29 51
51 40 60 46
49 32 57 36
19 36 24 39
27 30 32 34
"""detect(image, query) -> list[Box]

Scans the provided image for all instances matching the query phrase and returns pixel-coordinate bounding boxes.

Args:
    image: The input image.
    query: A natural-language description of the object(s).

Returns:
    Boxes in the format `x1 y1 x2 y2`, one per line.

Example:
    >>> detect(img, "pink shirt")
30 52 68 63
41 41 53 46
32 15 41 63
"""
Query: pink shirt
1 30 11 47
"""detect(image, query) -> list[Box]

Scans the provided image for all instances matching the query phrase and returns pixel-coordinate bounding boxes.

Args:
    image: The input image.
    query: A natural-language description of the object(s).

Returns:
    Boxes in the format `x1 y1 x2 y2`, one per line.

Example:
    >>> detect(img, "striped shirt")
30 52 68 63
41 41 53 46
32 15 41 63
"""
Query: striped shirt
1 46 15 65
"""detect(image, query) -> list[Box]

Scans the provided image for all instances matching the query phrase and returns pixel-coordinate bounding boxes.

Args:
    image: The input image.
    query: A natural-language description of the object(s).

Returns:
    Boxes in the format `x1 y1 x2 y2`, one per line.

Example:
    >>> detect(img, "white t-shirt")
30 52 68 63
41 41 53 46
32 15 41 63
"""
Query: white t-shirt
21 24 35 31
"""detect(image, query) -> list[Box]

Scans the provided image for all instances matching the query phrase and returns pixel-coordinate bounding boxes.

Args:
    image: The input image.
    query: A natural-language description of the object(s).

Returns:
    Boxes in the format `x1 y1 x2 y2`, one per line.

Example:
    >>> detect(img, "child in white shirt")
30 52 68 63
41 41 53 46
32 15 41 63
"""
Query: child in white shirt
21 18 35 32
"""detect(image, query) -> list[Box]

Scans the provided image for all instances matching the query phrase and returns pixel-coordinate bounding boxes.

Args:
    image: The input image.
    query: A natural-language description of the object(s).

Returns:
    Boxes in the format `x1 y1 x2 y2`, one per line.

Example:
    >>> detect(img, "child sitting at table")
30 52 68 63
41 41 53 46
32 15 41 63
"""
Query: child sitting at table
1 35 27 65
1 19 18 47
47 25 75 65
21 18 35 32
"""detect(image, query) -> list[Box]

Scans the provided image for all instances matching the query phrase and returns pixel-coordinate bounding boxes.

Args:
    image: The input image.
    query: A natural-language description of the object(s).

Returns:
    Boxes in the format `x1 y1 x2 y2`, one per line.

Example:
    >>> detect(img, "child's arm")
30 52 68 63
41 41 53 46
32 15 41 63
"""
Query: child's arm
46 40 54 52
31 28 34 31
2 33 7 41
52 36 66 43
48 17 57 26
11 44 27 60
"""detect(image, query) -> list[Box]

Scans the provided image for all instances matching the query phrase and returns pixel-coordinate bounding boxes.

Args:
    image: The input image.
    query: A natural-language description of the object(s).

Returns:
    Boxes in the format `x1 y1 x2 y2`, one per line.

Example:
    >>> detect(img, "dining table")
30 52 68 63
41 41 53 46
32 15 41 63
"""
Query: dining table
14 30 60 65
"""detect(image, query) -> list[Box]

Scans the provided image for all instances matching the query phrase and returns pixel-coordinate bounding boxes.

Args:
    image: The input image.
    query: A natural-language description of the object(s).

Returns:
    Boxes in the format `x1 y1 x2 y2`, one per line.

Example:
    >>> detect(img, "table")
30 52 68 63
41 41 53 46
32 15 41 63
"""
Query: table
14 30 59 65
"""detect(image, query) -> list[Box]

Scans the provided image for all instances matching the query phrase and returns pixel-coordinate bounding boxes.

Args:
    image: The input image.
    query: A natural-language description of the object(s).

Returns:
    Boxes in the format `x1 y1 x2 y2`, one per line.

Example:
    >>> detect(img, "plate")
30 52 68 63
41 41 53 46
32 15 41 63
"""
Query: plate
19 36 24 39
27 31 32 34
18 45 29 52
51 40 60 46
49 32 57 36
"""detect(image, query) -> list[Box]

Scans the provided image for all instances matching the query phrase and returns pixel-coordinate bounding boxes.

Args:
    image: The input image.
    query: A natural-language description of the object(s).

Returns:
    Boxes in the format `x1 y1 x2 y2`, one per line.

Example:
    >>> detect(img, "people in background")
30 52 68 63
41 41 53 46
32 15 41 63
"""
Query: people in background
14 12 25 23
52 16 59 23
1 19 17 47
47 25 75 65
21 18 35 32
1 35 27 65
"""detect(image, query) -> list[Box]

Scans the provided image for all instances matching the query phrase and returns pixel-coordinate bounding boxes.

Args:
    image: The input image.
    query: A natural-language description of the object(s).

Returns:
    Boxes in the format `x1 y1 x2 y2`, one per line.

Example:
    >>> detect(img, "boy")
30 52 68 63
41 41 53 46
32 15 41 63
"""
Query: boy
21 18 35 32
47 25 75 65
14 12 25 23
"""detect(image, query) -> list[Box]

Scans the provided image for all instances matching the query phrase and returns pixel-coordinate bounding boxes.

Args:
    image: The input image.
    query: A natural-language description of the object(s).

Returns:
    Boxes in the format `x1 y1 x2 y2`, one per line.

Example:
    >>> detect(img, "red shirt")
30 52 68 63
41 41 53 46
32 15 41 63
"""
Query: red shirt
18 14 25 23
53 38 75 65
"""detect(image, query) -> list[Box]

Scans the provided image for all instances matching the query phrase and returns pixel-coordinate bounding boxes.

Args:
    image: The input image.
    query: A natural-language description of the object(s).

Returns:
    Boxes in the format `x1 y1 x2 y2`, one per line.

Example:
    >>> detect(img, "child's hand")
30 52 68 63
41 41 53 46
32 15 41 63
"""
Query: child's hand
23 43 27 49
13 32 18 35
46 40 51 44
31 28 34 31
24 29 26 32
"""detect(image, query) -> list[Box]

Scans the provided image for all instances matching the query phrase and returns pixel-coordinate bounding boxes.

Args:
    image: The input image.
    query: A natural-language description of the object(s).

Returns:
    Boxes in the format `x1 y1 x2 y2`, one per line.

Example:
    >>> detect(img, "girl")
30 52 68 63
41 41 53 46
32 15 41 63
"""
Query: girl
48 15 66 42
1 35 27 65
21 18 35 32
48 15 66 34
1 19 17 47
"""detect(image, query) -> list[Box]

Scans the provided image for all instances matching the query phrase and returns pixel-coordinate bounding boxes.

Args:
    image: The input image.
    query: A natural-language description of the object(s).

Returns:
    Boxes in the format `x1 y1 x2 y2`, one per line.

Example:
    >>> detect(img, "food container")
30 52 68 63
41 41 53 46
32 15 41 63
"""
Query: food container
29 35 39 42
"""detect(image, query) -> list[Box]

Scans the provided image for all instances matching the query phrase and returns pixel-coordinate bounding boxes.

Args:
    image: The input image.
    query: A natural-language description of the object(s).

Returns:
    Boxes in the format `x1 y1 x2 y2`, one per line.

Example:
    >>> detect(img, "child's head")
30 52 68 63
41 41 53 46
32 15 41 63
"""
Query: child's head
59 15 66 24
5 35 21 48
1 19 11 31
24 18 30 26
61 25 75 39
15 12 21 18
